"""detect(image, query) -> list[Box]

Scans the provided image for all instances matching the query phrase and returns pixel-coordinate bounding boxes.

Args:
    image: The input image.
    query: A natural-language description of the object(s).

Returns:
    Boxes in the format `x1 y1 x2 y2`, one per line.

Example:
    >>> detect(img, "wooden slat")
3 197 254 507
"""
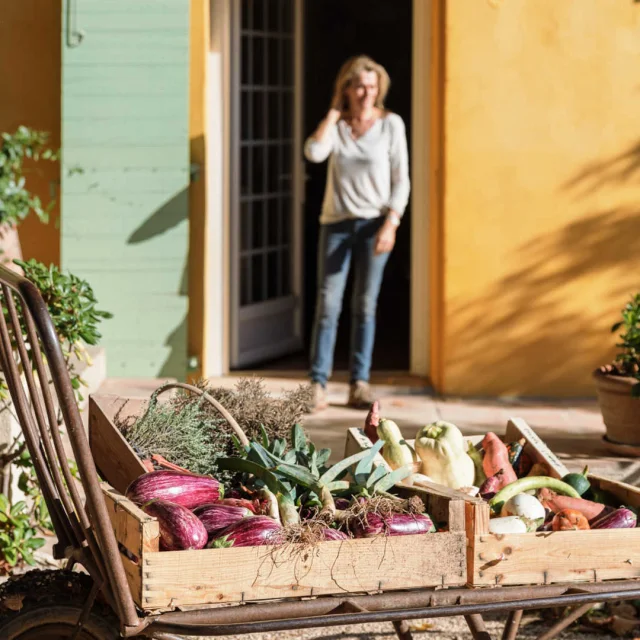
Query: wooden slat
139 533 466 609
120 552 143 607
89 395 148 493
472 529 640 586
592 475 640 507
505 417 569 478
100 483 159 556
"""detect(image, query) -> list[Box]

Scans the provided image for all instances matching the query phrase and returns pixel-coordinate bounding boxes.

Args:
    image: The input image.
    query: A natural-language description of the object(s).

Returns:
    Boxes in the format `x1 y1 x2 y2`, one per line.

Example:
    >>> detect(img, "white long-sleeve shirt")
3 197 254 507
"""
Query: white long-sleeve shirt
304 112 410 225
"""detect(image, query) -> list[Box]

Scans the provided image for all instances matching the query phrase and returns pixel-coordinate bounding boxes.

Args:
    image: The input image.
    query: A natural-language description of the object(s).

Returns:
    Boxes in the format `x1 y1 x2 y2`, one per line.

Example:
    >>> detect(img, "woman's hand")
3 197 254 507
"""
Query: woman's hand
326 108 342 125
374 218 398 255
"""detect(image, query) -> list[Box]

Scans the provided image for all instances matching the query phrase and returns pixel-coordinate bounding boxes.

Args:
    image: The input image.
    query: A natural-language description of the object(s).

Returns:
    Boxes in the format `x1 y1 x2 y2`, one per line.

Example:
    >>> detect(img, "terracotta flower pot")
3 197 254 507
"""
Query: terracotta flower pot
593 368 640 446
0 223 23 273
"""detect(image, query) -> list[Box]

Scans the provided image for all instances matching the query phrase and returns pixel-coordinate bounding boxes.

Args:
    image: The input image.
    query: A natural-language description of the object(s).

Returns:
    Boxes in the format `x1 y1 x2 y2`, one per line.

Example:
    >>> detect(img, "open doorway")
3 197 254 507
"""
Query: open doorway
252 0 413 376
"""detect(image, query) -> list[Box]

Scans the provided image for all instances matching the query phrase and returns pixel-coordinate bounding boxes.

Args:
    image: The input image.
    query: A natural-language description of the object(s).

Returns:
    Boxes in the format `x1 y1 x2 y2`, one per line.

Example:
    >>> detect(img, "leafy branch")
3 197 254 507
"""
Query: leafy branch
0 126 58 228
611 293 640 397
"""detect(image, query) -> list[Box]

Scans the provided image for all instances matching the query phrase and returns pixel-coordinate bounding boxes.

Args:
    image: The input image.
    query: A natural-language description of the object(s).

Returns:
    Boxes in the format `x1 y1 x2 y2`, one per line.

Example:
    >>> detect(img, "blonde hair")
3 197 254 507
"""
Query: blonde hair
332 55 390 113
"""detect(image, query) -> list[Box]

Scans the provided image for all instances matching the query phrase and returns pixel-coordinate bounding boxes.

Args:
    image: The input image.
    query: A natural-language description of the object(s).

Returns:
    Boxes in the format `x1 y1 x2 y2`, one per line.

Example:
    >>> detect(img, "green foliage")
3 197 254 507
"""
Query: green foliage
15 451 53 533
4 259 113 404
0 126 58 228
222 424 411 506
0 494 46 568
611 293 640 397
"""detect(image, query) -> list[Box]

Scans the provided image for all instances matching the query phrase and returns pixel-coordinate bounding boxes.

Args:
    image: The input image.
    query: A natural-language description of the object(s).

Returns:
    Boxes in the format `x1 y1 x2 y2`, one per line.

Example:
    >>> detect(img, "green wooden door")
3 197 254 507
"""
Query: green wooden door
60 0 190 378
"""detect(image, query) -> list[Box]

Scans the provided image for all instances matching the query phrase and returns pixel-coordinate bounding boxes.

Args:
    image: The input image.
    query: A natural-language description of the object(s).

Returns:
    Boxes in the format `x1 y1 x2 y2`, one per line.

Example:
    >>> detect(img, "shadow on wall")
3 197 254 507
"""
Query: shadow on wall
561 139 640 198
127 189 189 379
127 189 188 244
448 141 640 397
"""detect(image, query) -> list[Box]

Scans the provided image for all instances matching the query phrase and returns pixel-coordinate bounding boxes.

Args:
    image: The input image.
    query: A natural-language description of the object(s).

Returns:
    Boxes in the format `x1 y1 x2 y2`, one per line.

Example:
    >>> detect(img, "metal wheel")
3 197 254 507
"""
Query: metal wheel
0 569 120 640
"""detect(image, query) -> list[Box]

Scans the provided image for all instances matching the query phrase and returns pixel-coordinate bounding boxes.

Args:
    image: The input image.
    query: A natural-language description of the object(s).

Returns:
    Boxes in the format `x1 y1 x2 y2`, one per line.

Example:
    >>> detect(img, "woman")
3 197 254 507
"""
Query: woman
304 55 410 411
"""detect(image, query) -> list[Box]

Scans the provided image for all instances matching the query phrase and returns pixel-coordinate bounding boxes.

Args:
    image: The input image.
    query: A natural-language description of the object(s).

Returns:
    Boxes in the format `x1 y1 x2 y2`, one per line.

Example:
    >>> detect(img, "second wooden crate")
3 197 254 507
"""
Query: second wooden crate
346 418 640 588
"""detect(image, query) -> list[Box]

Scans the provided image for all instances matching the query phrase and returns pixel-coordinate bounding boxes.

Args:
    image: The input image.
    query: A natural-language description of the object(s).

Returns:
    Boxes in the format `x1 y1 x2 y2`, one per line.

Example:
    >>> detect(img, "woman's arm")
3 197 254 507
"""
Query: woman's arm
375 116 410 255
387 115 411 216
303 108 341 163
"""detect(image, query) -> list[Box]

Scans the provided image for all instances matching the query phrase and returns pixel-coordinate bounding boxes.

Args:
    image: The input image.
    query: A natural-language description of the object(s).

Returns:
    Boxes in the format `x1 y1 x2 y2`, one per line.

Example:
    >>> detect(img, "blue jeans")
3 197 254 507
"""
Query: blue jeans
309 218 391 386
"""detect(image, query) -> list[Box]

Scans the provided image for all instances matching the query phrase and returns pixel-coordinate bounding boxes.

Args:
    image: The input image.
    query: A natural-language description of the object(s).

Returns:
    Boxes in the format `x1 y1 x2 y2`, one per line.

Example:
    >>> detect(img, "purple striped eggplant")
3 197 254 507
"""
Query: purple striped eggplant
141 499 208 551
209 515 282 548
590 507 637 530
322 528 349 541
353 513 436 538
194 503 253 537
126 470 222 510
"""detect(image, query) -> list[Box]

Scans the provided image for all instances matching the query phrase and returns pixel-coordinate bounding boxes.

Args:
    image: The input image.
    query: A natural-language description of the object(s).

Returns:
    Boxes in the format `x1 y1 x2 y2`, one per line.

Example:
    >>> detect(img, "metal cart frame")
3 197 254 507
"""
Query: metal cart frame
0 264 637 640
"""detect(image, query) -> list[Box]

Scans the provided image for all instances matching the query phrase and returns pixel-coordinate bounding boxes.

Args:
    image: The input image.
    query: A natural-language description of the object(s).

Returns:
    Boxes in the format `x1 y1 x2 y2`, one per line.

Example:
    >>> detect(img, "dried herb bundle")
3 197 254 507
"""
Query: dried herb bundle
118 377 313 482
119 398 220 476
172 377 313 444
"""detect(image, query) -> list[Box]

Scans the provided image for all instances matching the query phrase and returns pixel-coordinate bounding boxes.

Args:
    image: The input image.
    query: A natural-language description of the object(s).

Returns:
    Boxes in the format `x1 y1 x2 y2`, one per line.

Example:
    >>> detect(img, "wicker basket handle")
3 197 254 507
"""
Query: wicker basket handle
147 381 250 448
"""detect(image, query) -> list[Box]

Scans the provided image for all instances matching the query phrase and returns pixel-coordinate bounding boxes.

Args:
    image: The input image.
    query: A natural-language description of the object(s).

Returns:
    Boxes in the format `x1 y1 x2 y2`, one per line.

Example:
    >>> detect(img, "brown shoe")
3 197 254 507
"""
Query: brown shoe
305 382 328 413
347 381 375 410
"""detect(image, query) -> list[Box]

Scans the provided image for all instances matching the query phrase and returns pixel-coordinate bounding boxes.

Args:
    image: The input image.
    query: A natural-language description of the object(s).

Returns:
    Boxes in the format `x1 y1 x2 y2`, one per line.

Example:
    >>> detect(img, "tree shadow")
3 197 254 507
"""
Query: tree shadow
126 189 189 379
158 310 188 378
447 206 640 397
447 129 640 398
127 189 189 244
560 139 640 198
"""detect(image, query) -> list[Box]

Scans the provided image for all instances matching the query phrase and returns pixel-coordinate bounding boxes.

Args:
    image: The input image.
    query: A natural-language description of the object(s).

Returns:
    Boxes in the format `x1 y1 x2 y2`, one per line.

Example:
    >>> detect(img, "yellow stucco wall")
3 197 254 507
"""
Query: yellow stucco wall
0 1 61 266
442 0 640 397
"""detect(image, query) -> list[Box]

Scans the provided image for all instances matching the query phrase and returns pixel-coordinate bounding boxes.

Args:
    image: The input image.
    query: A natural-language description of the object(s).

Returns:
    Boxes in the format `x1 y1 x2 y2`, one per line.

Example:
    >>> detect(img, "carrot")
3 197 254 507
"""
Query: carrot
552 508 590 531
481 432 517 489
537 488 606 521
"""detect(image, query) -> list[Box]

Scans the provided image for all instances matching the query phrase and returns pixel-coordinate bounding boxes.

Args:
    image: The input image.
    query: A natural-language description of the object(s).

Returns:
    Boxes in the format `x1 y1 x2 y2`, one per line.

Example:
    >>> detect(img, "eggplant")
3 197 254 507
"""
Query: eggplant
216 498 258 514
479 473 502 500
322 528 349 541
126 470 222 510
194 503 253 537
141 499 208 551
590 507 637 530
353 513 436 538
209 515 282 548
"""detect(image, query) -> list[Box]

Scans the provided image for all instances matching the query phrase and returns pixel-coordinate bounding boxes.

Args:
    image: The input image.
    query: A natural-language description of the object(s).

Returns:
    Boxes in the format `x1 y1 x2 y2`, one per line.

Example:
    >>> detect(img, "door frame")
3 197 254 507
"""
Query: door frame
227 0 304 369
202 0 441 382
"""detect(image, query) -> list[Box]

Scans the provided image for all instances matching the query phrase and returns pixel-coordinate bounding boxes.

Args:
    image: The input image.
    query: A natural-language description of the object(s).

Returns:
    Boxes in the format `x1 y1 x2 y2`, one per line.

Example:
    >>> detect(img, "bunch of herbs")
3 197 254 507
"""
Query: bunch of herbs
118 378 313 484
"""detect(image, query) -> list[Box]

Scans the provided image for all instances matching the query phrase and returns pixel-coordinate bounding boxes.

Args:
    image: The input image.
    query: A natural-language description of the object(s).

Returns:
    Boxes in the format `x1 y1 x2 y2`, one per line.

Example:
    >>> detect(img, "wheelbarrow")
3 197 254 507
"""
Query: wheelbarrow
0 263 639 639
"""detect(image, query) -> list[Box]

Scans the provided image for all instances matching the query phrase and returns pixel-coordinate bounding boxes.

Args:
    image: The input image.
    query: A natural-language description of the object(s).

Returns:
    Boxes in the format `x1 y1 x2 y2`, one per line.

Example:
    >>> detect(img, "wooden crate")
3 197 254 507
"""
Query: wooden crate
346 419 640 588
91 394 469 611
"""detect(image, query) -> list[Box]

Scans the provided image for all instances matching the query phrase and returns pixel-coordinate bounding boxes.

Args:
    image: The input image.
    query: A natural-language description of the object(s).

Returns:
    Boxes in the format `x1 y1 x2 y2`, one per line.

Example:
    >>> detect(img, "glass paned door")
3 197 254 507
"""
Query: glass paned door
230 0 302 368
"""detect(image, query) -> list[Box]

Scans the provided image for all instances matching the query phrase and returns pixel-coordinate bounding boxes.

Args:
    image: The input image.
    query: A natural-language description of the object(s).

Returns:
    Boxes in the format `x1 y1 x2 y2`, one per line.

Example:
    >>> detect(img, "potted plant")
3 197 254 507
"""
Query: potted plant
0 126 57 268
594 293 640 446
